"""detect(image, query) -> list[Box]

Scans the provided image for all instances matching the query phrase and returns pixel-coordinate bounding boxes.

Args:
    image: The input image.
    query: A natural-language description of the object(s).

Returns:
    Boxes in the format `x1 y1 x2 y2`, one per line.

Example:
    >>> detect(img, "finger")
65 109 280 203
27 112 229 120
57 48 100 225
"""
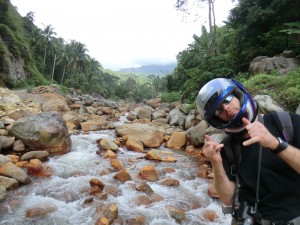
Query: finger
216 143 224 151
242 117 251 126
205 135 212 142
243 136 259 146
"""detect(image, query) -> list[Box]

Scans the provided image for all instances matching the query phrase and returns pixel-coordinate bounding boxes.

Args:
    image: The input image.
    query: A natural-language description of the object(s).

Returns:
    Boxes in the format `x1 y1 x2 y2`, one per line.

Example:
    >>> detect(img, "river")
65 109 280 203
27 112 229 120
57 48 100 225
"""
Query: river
0 117 231 225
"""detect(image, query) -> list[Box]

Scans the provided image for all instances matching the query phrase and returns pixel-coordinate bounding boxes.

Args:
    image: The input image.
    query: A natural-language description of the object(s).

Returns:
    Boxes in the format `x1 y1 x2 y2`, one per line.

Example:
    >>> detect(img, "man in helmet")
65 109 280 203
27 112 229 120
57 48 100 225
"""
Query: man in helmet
196 78 300 225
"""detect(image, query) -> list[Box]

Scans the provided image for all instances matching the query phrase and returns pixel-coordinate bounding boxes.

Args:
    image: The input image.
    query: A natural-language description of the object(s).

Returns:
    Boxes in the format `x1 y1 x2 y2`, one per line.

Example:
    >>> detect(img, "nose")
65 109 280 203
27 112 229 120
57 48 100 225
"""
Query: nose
221 103 230 111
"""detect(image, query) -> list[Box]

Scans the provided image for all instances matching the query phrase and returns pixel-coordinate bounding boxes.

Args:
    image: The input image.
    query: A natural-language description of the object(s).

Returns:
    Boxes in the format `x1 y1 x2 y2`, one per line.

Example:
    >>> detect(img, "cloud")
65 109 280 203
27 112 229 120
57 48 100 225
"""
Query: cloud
11 0 237 70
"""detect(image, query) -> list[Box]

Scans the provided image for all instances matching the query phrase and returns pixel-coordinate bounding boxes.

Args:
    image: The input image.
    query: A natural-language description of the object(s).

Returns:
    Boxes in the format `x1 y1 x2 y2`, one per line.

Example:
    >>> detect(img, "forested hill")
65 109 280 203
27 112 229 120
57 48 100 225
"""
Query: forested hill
118 63 177 76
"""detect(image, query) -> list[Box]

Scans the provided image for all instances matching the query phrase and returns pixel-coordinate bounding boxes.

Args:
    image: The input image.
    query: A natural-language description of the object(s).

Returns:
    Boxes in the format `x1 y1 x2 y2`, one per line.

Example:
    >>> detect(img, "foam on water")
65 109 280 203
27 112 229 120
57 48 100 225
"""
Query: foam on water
0 123 232 225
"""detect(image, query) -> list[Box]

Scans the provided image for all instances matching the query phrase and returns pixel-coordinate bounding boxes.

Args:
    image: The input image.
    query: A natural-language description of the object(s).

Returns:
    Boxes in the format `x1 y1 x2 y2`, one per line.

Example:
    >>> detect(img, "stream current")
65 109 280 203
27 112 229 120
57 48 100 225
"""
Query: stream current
0 117 231 225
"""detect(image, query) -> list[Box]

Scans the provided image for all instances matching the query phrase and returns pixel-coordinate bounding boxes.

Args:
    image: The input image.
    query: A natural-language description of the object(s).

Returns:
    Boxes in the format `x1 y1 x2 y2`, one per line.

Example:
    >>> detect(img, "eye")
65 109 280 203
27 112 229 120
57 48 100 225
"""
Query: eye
214 94 234 116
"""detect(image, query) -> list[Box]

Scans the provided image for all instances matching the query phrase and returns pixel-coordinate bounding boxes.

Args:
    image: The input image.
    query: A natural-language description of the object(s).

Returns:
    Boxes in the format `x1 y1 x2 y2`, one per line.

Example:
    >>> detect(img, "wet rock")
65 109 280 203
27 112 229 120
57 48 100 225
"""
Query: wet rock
21 151 49 162
158 178 179 186
0 186 6 202
103 150 116 159
25 205 57 218
27 159 52 178
136 181 154 195
167 205 185 223
102 203 118 223
202 209 218 222
0 162 31 184
125 216 145 225
0 176 19 190
139 165 158 182
90 178 105 190
135 194 152 206
98 139 118 151
113 170 132 182
110 159 125 171
95 217 110 225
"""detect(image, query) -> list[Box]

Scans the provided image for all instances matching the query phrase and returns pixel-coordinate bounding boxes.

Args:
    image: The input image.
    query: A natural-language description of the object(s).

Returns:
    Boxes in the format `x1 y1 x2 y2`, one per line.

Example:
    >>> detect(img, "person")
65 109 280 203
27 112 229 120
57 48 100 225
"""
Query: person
196 78 300 225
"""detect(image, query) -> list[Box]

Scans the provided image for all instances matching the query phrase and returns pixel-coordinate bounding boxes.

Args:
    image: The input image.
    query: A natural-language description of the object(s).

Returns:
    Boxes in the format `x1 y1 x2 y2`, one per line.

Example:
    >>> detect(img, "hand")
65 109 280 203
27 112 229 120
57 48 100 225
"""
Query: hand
202 135 224 164
242 117 278 150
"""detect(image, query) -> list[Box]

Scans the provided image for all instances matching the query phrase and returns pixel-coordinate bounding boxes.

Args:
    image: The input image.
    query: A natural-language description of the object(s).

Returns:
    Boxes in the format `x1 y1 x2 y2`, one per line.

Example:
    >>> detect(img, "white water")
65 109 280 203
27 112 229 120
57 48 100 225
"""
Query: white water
0 119 231 225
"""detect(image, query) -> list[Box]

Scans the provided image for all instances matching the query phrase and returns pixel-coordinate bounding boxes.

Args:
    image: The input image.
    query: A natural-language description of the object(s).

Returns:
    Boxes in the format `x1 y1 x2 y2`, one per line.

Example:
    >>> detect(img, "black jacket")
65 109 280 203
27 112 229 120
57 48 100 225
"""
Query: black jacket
221 113 300 221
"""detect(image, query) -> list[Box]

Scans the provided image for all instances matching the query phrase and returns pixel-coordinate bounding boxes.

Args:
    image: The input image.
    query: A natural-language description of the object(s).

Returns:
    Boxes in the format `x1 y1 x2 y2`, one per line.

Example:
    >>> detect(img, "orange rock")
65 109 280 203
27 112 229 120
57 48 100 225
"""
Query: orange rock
27 159 52 178
113 170 132 182
166 131 187 149
110 159 125 171
202 209 218 222
7 155 19 163
90 178 105 190
25 206 56 218
139 165 158 182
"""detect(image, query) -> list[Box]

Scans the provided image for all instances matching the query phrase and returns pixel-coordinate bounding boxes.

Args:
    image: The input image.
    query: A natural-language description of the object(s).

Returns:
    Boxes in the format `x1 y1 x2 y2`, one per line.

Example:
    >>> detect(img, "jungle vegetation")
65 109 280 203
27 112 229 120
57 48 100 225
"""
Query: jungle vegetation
1 0 300 111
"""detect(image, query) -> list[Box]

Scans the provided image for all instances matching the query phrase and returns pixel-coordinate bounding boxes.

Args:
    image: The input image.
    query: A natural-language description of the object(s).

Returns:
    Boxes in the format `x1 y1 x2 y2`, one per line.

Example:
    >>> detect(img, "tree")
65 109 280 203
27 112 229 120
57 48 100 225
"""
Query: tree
227 0 300 71
175 0 217 56
41 24 56 73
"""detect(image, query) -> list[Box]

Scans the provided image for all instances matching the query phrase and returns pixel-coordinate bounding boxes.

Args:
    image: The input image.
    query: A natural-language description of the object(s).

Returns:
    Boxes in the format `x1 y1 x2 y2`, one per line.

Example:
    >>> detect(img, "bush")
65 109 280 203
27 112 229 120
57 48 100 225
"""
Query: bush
161 91 182 103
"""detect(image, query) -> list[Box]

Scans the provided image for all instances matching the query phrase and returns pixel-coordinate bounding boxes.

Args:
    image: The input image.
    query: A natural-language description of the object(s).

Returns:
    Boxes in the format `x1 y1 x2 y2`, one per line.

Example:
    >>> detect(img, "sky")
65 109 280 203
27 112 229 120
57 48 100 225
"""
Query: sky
10 0 237 71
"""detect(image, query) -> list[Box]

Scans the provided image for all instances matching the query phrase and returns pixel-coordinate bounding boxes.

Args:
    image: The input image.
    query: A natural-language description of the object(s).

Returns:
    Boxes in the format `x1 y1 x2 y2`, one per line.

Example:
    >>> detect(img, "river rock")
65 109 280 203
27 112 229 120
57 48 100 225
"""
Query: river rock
0 162 31 184
0 175 19 190
9 112 72 155
115 123 164 148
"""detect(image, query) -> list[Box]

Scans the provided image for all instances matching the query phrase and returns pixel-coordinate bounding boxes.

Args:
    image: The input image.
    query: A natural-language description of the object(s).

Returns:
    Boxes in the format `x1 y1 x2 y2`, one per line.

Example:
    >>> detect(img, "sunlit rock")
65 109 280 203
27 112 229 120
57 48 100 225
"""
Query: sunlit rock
0 162 31 184
98 138 118 151
110 159 125 171
125 137 144 152
115 123 164 148
166 131 186 149
139 165 158 182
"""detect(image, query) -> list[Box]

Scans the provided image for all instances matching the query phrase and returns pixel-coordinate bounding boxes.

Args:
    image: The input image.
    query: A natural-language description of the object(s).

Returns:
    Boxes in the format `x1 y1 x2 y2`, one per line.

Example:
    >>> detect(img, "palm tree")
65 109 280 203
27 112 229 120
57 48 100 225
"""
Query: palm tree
41 24 56 73
48 37 65 82
56 44 71 85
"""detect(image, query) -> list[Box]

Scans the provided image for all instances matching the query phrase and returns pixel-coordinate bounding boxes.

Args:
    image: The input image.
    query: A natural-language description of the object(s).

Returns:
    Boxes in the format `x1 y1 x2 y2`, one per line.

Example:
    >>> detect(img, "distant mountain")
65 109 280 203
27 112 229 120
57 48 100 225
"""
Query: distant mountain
118 63 177 76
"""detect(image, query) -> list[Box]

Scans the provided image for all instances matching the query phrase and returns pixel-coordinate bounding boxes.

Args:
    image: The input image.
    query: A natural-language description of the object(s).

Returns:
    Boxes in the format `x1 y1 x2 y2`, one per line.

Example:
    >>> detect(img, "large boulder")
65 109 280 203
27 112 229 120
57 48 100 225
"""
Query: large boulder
9 112 72 155
115 123 164 148
249 56 300 75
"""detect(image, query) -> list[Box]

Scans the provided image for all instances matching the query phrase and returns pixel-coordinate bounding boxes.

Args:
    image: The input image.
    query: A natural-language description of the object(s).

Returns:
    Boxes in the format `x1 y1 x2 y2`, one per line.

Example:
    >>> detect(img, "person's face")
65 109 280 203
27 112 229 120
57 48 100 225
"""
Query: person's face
215 94 241 122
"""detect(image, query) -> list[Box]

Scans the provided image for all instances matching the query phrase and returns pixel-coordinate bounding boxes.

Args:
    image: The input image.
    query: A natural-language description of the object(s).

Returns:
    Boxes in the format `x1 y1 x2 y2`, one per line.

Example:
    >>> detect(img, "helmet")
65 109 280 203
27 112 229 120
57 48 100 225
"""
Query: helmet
196 78 258 133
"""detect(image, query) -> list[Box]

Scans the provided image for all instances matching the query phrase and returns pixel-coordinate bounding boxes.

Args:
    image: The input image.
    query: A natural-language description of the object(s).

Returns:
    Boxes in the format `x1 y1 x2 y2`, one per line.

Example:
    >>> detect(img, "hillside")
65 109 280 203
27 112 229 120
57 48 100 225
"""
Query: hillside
118 63 177 76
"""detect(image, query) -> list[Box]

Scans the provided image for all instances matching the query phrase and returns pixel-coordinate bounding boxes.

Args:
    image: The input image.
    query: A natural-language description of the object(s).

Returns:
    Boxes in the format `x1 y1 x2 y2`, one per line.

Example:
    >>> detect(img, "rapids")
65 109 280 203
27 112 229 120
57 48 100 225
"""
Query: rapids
0 117 231 225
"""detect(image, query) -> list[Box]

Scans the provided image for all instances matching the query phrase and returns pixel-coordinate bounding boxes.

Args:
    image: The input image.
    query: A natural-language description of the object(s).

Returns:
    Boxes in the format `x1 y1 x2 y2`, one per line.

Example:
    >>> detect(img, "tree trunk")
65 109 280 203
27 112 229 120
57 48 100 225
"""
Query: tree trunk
51 53 56 83
60 63 66 85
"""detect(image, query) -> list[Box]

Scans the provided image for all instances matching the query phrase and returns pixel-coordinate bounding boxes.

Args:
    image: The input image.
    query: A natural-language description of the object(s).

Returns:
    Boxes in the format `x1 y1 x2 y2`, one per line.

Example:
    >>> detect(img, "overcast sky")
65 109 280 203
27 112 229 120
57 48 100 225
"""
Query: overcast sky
10 0 237 70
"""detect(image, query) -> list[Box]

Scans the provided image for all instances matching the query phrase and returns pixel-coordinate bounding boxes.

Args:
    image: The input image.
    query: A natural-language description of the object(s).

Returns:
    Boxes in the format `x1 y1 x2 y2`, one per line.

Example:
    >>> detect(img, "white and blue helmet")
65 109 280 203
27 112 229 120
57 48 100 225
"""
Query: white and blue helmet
196 78 258 133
